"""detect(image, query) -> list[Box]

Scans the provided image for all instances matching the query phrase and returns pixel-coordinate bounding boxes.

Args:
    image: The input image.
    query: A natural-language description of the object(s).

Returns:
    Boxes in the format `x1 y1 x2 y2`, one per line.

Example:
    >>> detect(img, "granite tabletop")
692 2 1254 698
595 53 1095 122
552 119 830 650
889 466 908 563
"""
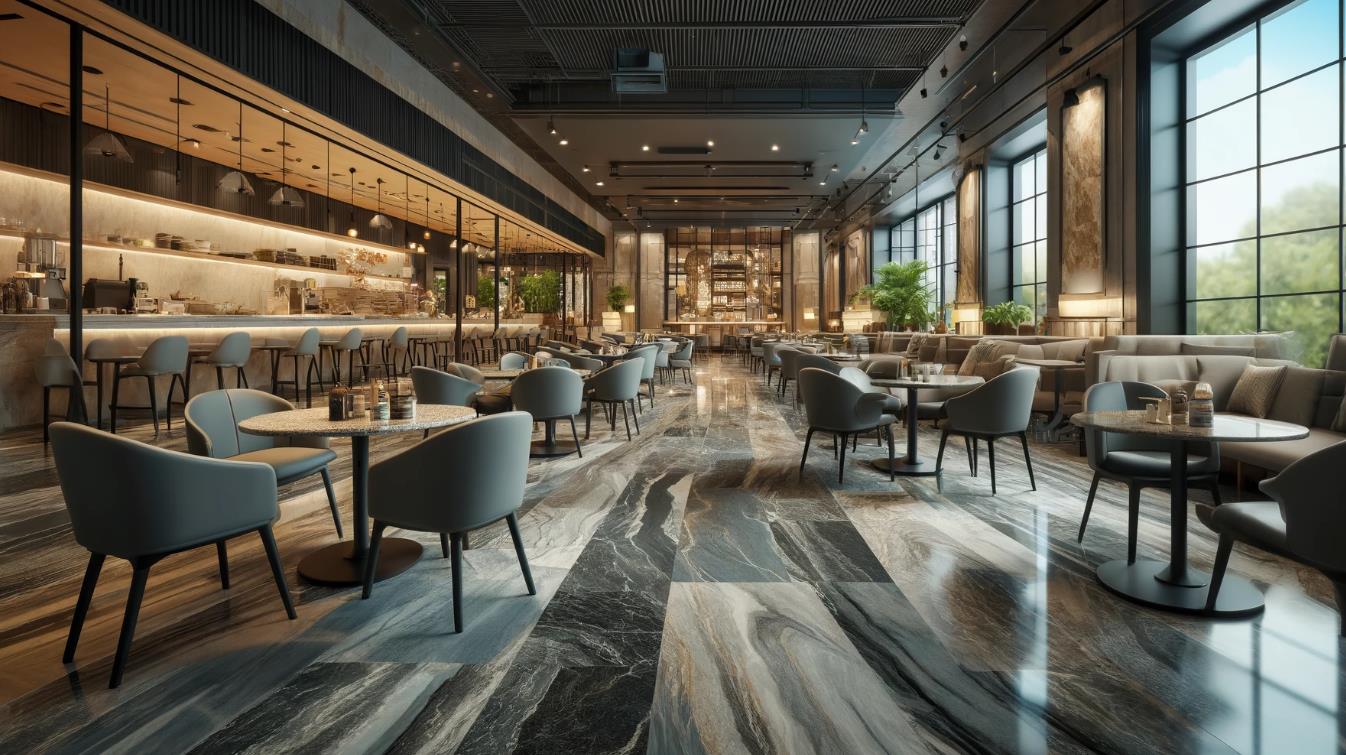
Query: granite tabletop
870 374 984 390
238 404 476 437
1071 410 1308 442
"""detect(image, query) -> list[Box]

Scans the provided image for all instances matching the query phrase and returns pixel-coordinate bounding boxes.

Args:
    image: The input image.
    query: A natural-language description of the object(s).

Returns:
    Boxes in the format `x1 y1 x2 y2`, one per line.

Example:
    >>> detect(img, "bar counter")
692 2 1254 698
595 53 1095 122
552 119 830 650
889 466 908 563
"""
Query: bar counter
661 320 782 348
0 313 538 431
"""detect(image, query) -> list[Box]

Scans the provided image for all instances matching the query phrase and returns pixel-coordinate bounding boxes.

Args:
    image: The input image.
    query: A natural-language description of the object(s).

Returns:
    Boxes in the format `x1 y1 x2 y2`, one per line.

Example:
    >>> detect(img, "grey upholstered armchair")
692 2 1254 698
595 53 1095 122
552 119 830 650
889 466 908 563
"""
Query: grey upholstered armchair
584 357 644 440
111 334 189 436
669 340 695 384
499 351 530 370
1077 381 1222 560
797 367 898 483
790 352 842 408
362 412 536 633
412 365 482 407
50 422 295 688
447 361 511 415
185 389 344 539
511 365 585 457
1203 440 1346 630
624 344 659 409
935 366 1040 494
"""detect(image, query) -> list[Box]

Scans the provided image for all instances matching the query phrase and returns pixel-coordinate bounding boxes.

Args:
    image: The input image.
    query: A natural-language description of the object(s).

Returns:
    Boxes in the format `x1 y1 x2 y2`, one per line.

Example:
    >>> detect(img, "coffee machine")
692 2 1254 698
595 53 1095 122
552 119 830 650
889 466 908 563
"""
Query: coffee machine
14 234 68 311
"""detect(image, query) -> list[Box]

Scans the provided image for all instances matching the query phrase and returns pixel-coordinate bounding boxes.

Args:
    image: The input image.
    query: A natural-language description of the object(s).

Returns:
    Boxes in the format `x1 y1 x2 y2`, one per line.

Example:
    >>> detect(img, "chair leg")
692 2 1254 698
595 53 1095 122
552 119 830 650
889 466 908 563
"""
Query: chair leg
936 429 950 474
319 468 343 539
505 513 536 595
1078 471 1101 543
216 366 226 390
216 541 230 589
110 372 122 433
109 560 152 689
1207 480 1224 507
585 400 593 440
800 427 815 477
361 521 387 599
440 532 450 558
1127 484 1141 564
885 425 896 482
629 401 640 435
42 386 50 445
238 366 248 389
621 401 632 440
63 552 105 663
450 532 464 633
838 432 847 484
986 437 997 495
1204 533 1235 612
258 525 296 620
145 376 161 436
570 416 582 458
1019 432 1036 490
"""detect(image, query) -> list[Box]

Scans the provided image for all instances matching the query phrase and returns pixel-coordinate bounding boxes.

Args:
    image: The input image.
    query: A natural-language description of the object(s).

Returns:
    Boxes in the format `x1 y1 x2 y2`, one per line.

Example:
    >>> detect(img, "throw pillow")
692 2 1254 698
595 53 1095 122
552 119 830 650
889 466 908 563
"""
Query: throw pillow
904 333 924 357
1226 364 1288 418
973 355 1016 380
959 340 998 376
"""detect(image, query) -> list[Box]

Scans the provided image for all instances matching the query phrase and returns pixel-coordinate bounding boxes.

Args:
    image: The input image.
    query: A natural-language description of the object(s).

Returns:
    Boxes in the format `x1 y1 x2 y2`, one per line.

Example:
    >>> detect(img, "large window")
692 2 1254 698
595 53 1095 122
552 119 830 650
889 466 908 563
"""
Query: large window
875 196 957 322
1011 148 1048 320
1184 0 1343 366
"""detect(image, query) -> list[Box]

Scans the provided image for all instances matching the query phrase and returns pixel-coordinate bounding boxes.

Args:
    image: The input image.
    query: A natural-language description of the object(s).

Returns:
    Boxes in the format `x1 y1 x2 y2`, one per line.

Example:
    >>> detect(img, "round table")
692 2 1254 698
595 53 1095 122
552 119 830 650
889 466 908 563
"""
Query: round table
239 404 477 586
869 374 984 476
1070 410 1308 617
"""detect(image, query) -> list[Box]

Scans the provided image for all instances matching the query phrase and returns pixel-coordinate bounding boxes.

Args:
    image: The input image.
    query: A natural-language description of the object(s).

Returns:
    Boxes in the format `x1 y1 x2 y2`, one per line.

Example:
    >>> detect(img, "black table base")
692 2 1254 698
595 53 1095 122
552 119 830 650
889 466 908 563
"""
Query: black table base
868 458 940 476
530 419 579 458
299 538 423 586
1097 559 1264 617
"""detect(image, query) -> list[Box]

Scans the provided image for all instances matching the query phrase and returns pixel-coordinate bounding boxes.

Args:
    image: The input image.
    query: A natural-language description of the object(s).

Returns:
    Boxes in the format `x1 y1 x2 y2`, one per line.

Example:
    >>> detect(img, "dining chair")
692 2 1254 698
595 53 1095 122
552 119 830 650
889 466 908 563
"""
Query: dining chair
791 353 843 408
1076 381 1222 560
185 389 344 539
583 357 644 440
411 365 482 408
35 342 89 444
797 367 897 484
669 340 695 384
193 331 252 390
362 412 536 632
275 327 324 407
935 367 1040 494
624 344 659 409
110 335 189 436
511 365 584 457
50 422 294 688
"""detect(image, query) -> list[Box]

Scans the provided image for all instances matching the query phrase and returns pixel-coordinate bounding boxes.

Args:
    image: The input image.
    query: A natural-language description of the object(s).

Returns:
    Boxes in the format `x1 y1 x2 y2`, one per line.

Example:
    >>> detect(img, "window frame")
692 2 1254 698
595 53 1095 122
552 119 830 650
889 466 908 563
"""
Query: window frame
1009 146 1049 319
874 192 958 321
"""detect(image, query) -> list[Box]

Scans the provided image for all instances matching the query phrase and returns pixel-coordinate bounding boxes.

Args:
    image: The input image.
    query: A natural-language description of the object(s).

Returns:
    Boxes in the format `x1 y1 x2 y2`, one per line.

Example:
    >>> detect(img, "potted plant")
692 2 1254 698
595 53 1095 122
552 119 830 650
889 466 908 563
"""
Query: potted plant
519 270 562 324
851 260 937 331
982 301 1034 335
476 277 496 311
605 284 630 312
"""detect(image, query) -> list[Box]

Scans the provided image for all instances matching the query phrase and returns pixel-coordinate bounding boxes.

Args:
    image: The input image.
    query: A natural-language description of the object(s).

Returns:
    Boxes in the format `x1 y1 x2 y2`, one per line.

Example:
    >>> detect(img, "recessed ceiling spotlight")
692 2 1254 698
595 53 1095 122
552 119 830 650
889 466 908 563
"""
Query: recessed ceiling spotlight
819 179 827 186
706 140 715 147
770 144 779 151
472 88 479 93
673 198 679 203
641 144 650 151
581 165 590 172
850 137 859 146
559 138 569 145
280 107 290 113
596 180 605 186
830 164 838 172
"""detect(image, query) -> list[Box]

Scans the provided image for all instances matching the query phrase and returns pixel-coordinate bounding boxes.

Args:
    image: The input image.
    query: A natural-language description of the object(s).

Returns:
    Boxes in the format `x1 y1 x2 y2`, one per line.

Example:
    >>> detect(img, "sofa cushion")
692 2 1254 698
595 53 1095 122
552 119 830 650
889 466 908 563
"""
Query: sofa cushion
1181 342 1255 357
1222 427 1345 471
973 355 1017 380
918 339 940 362
1226 364 1288 418
1042 340 1088 362
904 334 924 357
1266 367 1324 427
1015 343 1046 360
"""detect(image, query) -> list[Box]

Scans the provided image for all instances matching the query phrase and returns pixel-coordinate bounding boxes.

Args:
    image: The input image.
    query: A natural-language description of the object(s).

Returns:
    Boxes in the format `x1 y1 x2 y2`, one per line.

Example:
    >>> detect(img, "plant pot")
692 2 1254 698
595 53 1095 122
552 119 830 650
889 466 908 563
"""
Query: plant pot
1017 324 1036 335
983 323 1011 335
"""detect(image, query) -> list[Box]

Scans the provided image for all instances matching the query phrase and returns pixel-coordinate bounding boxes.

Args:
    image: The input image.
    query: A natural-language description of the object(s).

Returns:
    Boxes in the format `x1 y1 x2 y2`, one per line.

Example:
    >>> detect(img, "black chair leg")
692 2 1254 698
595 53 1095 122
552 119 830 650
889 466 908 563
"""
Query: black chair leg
800 427 815 477
1204 533 1235 611
440 532 450 558
450 532 464 633
63 552 105 663
259 525 296 620
621 402 632 440
110 373 121 433
1127 484 1141 564
1079 471 1101 543
986 437 997 495
505 513 536 595
936 429 950 476
146 376 160 436
1019 432 1036 490
585 401 593 440
216 541 230 589
109 560 152 689
629 401 640 435
362 521 387 599
319 468 343 539
42 386 50 445
885 425 895 482
838 433 847 484
1207 480 1224 507
569 416 583 457
216 366 226 390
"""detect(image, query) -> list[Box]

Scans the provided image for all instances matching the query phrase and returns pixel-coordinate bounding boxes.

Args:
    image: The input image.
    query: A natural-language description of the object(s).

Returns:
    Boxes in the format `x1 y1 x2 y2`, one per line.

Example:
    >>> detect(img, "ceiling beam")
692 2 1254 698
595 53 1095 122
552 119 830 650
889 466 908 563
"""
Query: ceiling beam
434 19 964 30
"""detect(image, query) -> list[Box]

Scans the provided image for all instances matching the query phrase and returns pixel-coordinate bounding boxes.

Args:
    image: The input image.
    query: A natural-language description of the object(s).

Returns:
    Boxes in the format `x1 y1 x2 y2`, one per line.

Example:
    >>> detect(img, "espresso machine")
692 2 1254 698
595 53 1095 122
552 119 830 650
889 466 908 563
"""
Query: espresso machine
13 234 69 311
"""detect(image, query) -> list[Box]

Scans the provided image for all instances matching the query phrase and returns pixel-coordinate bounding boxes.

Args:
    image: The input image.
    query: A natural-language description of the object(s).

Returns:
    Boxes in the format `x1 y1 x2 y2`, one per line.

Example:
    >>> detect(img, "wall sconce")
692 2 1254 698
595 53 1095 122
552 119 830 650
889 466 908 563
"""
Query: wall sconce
624 304 636 313
1058 294 1121 319
802 307 817 321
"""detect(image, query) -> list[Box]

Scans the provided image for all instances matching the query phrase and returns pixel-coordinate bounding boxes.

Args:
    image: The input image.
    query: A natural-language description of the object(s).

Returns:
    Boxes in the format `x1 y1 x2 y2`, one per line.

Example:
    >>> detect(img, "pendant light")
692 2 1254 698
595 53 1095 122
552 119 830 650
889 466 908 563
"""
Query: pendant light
369 178 393 232
269 121 305 207
85 85 132 163
423 193 432 241
346 167 359 238
218 101 254 195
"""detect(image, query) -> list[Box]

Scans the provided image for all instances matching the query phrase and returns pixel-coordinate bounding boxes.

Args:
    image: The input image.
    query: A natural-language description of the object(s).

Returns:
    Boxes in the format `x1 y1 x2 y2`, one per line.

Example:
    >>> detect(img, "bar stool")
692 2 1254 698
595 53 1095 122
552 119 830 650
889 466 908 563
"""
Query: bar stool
323 328 367 385
36 340 89 445
110 335 189 436
383 326 411 376
274 327 324 407
192 332 252 390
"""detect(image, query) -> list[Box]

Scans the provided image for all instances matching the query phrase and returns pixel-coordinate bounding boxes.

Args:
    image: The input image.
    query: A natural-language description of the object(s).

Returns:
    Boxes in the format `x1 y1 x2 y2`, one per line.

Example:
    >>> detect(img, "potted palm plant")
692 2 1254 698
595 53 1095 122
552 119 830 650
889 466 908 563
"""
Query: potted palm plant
605 284 630 313
851 260 937 331
981 301 1034 335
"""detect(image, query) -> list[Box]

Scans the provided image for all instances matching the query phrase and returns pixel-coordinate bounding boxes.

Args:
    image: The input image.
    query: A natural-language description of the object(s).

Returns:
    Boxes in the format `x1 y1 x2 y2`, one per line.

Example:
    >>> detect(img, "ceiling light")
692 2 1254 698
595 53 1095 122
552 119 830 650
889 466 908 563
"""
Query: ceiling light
641 144 650 151
85 86 132 163
268 123 305 207
218 101 253 195
850 137 859 145
830 164 838 172
559 138 569 146
581 165 590 172
596 180 605 186
706 140 715 147
920 86 927 98
819 179 827 186
858 119 869 135
547 117 557 135
770 144 779 151
182 138 200 149
345 167 359 237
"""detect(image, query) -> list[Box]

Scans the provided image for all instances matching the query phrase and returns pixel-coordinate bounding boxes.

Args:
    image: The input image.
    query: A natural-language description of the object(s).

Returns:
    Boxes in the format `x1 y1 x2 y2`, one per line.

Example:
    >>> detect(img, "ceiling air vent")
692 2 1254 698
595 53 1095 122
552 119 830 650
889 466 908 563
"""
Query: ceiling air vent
612 48 667 94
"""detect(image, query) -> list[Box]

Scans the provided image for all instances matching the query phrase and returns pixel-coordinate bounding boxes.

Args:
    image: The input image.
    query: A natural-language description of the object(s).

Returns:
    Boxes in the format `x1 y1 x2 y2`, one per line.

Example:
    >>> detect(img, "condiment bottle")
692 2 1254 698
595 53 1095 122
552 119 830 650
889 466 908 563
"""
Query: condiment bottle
1190 382 1215 428
1170 388 1189 425
329 383 348 421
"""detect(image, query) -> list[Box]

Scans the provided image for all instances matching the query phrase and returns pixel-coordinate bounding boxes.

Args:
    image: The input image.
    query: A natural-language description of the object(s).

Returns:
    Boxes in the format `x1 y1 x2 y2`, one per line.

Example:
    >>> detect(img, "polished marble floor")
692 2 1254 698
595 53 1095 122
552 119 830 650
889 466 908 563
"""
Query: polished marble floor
0 358 1343 753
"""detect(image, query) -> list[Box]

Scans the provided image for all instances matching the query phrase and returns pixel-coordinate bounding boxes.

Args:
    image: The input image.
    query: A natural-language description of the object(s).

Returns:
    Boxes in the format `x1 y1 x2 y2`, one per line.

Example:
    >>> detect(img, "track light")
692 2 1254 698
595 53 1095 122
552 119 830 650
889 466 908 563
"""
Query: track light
1063 88 1080 107
940 65 948 78
559 138 569 146
959 34 967 51
582 165 591 172
920 86 927 98
547 117 557 135
830 164 838 172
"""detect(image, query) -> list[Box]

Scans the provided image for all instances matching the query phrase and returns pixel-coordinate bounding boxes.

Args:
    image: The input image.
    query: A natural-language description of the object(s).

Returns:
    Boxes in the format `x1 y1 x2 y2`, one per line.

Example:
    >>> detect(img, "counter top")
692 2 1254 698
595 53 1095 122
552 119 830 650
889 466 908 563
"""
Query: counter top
0 314 534 330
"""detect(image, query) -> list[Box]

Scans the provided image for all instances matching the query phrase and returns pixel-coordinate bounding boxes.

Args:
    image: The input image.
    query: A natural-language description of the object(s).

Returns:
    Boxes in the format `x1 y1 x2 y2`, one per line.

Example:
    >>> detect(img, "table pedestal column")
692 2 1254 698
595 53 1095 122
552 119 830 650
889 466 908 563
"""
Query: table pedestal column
530 418 578 458
870 386 939 476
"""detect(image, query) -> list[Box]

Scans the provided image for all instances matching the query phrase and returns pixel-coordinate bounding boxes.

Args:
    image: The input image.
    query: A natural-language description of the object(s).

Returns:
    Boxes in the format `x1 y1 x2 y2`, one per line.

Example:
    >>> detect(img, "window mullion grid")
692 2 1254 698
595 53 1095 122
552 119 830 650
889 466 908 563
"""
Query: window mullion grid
1254 18 1262 331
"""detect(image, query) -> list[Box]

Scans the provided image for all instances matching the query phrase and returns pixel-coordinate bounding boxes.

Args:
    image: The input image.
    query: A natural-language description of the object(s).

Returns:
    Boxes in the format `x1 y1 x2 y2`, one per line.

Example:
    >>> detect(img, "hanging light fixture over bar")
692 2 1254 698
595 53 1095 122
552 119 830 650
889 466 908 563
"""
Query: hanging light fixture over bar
269 121 305 207
84 85 132 163
217 100 254 195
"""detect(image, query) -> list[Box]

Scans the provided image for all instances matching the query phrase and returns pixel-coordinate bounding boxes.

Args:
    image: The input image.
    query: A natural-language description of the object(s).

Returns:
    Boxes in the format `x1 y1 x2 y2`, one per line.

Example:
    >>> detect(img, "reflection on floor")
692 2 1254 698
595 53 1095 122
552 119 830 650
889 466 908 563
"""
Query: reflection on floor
0 358 1342 753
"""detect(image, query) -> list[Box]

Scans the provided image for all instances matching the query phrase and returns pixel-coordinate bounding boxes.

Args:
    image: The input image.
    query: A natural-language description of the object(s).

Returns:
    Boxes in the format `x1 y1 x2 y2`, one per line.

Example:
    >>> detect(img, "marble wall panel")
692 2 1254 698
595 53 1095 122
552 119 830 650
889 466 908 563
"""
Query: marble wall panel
1061 82 1106 294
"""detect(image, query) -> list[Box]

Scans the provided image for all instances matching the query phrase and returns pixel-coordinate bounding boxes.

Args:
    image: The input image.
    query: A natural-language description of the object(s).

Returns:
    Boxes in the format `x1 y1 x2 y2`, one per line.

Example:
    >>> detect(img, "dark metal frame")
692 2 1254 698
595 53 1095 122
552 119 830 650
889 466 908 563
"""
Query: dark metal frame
1008 147 1049 317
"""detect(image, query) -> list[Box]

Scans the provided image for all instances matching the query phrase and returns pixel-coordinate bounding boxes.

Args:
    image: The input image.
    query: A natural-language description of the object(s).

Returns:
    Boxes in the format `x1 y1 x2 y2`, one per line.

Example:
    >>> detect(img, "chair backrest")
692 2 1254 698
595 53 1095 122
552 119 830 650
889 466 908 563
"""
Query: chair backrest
209 331 252 365
798 367 881 432
1082 381 1171 467
838 366 876 393
389 326 409 349
779 348 805 380
369 412 532 533
570 356 604 371
944 366 1040 435
85 339 120 360
338 328 363 350
796 353 842 377
511 366 583 419
445 362 486 384
137 335 189 374
43 338 66 356
626 345 658 380
411 366 481 407
185 388 296 457
292 327 320 356
50 421 278 559
500 351 530 370
34 352 82 389
1263 439 1346 570
672 340 694 361
588 357 644 401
